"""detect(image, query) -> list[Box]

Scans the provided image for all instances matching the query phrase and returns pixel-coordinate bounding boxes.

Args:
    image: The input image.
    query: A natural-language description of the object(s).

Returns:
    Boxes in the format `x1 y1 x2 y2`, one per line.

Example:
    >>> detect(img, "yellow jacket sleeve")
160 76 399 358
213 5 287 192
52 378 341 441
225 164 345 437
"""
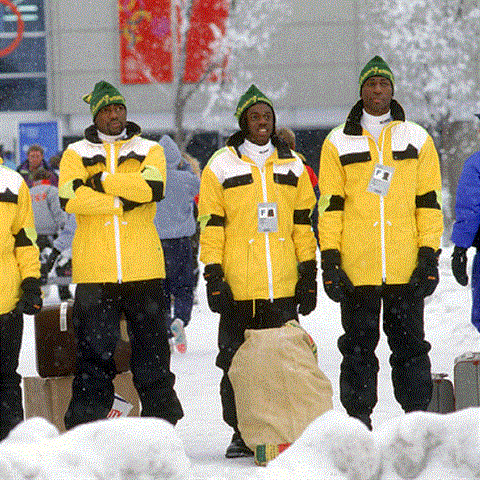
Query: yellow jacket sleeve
198 166 226 266
101 144 166 203
59 149 123 216
13 180 41 281
415 135 443 250
317 137 345 251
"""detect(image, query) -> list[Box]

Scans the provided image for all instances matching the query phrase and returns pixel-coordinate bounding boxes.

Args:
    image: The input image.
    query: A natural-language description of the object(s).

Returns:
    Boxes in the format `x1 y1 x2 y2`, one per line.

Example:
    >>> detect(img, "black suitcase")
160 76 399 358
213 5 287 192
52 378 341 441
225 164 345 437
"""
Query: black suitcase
427 373 455 413
34 301 131 377
454 352 480 410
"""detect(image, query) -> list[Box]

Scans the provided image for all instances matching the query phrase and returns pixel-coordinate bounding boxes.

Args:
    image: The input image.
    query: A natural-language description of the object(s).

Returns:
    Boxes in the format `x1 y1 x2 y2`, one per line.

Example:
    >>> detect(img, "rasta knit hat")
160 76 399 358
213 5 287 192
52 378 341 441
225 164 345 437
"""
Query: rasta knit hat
235 84 274 122
82 81 126 118
359 55 395 94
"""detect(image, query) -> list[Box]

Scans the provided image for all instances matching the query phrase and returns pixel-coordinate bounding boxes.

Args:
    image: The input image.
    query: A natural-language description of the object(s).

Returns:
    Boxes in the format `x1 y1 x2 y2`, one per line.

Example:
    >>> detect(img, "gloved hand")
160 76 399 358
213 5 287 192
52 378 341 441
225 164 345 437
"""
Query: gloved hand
451 246 468 286
85 172 105 192
409 246 441 298
203 264 233 314
321 249 354 303
295 260 317 315
20 277 43 315
120 198 142 212
40 247 61 283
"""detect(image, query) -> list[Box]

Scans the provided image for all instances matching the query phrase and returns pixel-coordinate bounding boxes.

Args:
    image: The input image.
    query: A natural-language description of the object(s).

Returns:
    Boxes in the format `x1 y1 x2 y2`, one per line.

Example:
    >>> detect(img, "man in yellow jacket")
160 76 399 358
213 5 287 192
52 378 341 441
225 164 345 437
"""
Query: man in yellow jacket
0 157 42 440
59 81 183 429
318 56 443 429
199 85 317 457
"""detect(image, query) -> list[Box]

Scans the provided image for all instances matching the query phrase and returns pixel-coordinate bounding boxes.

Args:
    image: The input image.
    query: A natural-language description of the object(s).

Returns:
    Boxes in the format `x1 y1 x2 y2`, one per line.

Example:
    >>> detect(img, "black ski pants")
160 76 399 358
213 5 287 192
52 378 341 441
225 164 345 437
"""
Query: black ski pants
64 279 184 429
338 284 432 419
0 306 23 441
215 297 298 432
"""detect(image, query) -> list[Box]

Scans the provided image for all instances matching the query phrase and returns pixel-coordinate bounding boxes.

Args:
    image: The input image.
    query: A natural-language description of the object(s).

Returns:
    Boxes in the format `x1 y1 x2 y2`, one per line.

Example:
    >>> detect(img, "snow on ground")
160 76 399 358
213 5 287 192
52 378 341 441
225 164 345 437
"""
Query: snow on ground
1 244 479 479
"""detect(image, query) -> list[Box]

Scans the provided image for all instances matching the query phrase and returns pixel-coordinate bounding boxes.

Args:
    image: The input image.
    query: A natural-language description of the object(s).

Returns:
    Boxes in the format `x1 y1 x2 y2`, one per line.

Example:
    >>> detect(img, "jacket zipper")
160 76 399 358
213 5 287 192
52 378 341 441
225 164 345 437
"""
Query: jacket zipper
259 166 274 301
376 129 387 283
109 143 123 283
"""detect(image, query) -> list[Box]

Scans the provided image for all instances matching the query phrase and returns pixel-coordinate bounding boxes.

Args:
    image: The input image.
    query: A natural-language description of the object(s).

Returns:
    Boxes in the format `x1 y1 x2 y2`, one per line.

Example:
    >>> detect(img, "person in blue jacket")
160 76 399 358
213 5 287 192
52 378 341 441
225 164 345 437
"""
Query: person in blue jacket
451 115 480 333
154 135 200 353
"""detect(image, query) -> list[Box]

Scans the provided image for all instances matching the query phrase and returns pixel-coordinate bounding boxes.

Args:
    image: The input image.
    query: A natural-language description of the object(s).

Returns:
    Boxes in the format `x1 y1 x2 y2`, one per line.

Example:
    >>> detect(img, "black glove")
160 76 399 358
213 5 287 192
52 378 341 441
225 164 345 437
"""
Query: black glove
203 264 233 314
20 277 43 315
295 260 317 315
120 198 142 212
451 246 468 286
321 249 354 303
409 246 441 298
85 172 105 192
41 247 61 282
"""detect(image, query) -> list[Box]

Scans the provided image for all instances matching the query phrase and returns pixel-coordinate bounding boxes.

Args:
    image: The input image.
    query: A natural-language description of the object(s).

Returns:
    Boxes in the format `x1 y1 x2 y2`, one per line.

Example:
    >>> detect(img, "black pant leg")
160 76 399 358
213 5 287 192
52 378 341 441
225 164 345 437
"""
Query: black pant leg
122 279 184 425
382 284 432 411
64 283 120 430
338 286 381 418
0 307 23 440
216 300 252 430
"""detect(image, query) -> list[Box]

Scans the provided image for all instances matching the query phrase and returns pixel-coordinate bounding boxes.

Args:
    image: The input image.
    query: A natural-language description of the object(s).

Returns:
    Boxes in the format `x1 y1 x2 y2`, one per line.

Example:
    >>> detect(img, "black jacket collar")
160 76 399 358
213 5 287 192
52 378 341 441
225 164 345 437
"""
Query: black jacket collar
226 131 294 160
84 121 141 144
343 99 405 136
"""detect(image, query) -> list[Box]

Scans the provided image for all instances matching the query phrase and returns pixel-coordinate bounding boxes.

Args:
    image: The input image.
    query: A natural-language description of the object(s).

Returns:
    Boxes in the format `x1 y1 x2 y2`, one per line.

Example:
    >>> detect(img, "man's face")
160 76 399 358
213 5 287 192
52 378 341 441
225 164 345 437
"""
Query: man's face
245 102 274 146
28 150 43 170
94 103 127 136
361 76 393 116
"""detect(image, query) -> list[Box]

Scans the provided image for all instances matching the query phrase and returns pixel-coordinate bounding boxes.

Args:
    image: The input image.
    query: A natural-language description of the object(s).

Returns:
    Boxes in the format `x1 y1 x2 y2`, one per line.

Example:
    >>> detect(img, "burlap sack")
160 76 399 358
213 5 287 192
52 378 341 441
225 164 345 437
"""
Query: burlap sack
228 320 333 464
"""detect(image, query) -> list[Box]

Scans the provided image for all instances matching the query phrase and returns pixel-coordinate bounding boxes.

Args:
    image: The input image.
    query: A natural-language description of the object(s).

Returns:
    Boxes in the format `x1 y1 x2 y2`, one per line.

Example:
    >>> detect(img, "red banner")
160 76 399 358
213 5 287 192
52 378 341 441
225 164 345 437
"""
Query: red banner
183 0 229 83
119 0 173 84
119 0 229 84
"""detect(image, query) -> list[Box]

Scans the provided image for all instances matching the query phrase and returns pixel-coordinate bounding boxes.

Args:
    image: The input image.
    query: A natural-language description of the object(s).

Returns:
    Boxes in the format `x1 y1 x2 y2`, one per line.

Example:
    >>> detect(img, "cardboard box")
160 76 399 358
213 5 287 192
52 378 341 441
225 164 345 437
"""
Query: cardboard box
23 371 140 432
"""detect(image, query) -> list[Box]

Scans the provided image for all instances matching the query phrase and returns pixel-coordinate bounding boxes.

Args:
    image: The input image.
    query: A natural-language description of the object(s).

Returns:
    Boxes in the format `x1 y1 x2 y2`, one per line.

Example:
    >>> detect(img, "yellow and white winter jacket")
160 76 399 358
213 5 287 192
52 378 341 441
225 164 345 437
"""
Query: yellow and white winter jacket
199 134 317 301
58 122 166 284
318 100 443 286
0 157 40 314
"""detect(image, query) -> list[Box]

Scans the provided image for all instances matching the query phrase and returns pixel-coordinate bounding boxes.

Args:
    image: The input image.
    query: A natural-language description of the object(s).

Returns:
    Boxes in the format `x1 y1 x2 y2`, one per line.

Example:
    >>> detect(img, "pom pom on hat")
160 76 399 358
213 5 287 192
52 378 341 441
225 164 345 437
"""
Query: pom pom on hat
83 81 126 118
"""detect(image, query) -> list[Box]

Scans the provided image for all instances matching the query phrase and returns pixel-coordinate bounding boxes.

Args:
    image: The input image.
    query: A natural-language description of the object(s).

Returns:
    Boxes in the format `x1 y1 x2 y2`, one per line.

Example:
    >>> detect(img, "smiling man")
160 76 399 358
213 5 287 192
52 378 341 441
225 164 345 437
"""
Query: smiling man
318 56 443 429
198 84 317 457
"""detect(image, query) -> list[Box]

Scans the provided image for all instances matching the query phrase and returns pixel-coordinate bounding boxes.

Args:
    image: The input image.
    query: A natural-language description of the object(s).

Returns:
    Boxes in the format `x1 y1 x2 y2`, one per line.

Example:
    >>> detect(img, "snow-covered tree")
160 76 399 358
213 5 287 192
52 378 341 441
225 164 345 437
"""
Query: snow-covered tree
362 0 480 235
172 0 290 150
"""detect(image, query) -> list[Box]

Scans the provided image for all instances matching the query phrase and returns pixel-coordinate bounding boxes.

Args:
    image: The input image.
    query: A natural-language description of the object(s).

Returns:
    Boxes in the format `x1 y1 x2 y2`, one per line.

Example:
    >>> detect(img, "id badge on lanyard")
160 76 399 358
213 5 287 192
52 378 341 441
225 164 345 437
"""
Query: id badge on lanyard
367 164 394 197
258 202 278 233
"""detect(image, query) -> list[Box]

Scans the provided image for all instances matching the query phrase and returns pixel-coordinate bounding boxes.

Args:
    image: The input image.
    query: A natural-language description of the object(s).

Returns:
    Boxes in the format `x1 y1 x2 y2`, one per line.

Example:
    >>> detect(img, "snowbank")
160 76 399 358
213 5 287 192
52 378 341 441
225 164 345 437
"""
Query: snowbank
1 408 479 479
264 408 480 480
0 417 190 480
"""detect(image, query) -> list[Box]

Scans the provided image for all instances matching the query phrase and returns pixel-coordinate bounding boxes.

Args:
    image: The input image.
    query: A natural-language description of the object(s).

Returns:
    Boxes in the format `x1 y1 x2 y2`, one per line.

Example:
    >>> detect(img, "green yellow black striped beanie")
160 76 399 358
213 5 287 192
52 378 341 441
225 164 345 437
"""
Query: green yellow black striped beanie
235 84 274 122
359 56 394 95
82 81 126 118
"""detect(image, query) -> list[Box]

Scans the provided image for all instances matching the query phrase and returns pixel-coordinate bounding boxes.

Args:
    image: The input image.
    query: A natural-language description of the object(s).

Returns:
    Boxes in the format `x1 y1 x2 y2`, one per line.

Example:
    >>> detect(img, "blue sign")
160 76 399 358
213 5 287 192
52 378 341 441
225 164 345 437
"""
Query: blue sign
18 121 58 166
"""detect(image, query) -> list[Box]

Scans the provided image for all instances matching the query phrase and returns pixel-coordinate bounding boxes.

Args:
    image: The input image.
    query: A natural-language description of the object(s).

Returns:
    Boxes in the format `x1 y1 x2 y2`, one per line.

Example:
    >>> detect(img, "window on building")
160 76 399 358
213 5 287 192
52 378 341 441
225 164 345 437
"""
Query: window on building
0 0 46 111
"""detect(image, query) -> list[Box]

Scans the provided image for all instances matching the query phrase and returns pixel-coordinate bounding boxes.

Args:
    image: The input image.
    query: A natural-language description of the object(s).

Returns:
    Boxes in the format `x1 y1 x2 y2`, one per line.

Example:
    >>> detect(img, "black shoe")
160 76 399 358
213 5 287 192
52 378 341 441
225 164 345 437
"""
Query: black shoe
225 432 254 458
354 414 372 431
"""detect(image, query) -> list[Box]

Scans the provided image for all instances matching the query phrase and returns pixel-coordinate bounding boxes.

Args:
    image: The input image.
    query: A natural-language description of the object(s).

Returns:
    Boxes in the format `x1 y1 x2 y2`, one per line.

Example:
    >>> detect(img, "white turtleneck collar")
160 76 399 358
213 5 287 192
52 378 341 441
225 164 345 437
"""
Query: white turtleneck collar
98 128 127 144
361 110 392 143
239 138 274 170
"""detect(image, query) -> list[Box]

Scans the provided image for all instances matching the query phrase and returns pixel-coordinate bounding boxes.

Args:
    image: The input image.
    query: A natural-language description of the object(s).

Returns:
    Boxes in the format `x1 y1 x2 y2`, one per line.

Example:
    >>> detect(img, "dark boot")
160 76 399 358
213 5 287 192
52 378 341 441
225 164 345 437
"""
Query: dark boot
225 431 254 458
353 413 372 431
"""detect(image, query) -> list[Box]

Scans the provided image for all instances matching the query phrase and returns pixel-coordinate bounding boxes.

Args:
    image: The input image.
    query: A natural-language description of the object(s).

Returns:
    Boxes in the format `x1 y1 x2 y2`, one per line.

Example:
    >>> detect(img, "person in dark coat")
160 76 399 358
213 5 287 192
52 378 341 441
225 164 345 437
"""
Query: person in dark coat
153 135 200 353
17 144 58 187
